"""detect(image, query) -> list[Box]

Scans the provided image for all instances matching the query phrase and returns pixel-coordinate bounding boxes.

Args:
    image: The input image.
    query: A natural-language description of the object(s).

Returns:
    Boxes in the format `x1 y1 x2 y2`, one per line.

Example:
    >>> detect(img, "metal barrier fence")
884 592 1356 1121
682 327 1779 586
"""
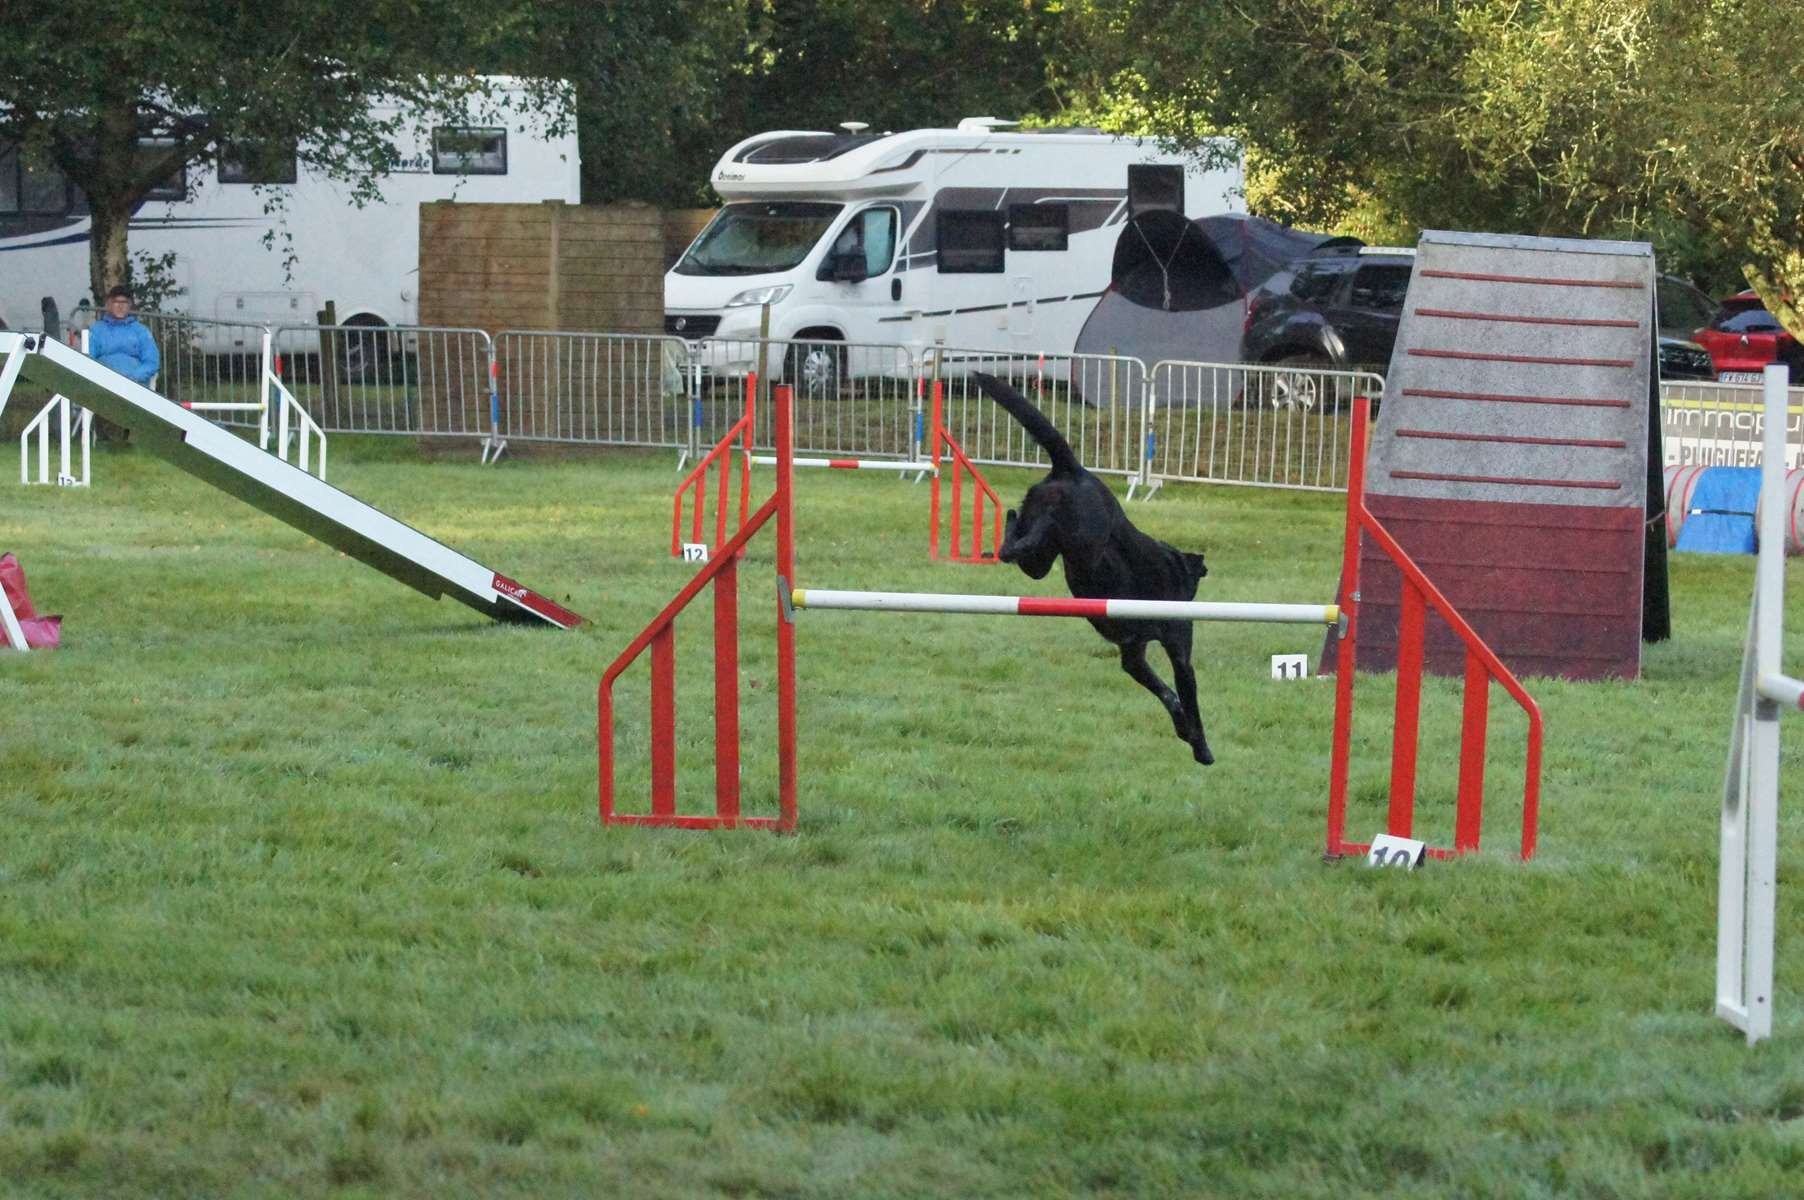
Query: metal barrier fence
926 347 1148 478
270 323 495 438
106 318 1804 493
1144 360 1384 493
692 336 919 460
496 331 688 449
139 312 268 427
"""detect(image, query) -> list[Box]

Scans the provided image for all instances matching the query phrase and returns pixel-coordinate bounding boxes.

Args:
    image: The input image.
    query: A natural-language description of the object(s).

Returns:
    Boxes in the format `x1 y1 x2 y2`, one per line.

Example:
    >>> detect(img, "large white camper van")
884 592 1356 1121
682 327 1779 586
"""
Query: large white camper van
0 78 578 343
664 118 1243 378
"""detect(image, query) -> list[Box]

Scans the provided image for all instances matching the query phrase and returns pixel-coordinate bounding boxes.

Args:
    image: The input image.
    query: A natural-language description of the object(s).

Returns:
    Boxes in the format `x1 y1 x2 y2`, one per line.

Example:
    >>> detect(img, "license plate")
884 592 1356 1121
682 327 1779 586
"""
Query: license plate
1718 371 1763 384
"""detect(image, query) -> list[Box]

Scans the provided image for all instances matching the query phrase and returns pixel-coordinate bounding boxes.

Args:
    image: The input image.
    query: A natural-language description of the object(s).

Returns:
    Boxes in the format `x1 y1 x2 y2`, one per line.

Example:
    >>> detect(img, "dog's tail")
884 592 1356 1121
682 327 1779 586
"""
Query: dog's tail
971 372 1083 478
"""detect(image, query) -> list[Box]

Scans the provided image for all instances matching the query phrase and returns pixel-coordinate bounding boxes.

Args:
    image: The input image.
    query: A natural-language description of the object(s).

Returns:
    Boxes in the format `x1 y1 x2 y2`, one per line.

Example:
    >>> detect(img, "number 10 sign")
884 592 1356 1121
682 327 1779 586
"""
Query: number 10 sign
1366 832 1427 869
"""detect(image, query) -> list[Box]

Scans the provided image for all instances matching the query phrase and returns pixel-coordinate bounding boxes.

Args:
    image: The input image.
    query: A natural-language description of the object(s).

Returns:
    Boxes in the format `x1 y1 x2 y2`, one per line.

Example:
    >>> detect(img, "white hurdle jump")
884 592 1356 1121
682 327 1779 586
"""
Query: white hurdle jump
20 394 91 487
1718 363 1804 1044
790 588 1339 627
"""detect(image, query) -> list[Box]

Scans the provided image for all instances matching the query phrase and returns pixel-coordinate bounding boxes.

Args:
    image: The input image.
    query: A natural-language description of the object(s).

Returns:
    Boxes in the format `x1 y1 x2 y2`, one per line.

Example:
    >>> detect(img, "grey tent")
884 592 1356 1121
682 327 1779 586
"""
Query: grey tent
1074 211 1348 368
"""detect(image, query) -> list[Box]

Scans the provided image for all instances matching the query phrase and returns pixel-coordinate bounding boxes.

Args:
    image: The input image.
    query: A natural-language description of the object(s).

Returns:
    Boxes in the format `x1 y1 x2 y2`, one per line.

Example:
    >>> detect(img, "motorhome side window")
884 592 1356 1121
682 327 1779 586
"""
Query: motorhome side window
1127 164 1184 217
0 146 77 215
137 139 188 202
432 127 508 175
820 208 898 280
936 210 1006 273
219 139 299 185
1008 203 1068 252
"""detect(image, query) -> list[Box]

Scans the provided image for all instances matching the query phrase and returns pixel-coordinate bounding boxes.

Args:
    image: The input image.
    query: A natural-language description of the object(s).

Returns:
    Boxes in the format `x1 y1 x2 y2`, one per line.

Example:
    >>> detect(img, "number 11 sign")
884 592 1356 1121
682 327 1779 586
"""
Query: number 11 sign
1271 653 1308 681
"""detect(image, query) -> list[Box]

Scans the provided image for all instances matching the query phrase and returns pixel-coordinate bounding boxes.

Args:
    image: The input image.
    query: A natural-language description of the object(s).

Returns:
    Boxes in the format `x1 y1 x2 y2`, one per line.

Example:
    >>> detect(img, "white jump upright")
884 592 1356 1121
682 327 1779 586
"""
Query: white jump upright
1718 363 1804 1044
790 588 1339 627
259 328 328 479
20 394 91 487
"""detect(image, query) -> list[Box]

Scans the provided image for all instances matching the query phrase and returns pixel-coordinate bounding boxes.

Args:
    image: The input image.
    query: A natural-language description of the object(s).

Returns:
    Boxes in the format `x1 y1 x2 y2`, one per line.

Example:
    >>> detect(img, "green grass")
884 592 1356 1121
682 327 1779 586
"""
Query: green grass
2 434 1802 1198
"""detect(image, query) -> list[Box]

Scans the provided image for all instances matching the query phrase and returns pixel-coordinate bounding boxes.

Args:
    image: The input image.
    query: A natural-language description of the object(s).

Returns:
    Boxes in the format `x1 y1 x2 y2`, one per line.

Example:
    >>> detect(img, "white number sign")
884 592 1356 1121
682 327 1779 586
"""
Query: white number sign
681 543 710 564
1366 832 1427 869
1271 652 1309 681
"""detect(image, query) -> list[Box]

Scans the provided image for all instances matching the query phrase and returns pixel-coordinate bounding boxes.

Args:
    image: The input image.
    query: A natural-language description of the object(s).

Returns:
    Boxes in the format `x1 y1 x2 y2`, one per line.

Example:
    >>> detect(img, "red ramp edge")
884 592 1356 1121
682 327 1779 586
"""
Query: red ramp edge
492 574 585 628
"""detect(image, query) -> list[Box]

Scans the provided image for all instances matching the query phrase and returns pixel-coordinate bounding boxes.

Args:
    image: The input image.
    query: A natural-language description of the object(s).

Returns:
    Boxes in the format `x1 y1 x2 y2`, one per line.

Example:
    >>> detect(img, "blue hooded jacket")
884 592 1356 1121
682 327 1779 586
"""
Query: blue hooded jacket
88 313 160 386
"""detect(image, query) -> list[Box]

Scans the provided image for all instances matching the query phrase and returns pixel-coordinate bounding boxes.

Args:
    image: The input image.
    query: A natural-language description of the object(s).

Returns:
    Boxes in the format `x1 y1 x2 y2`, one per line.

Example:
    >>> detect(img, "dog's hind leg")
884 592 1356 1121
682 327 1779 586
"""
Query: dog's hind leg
1117 639 1211 765
1161 631 1214 766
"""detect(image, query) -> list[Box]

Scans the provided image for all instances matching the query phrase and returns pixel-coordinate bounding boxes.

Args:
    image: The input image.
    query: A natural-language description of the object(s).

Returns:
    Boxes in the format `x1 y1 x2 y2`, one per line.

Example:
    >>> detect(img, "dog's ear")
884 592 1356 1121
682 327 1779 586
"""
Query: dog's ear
1185 551 1207 581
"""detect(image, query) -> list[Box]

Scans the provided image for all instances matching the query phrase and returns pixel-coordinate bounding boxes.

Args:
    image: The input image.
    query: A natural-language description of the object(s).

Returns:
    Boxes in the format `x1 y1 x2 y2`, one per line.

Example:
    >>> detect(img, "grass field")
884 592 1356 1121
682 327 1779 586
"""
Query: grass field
2 434 1802 1198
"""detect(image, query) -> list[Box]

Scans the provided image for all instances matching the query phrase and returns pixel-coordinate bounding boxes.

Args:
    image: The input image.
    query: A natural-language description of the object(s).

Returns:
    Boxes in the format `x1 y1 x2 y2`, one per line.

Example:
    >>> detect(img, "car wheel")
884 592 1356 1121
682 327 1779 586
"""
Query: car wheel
1270 353 1331 411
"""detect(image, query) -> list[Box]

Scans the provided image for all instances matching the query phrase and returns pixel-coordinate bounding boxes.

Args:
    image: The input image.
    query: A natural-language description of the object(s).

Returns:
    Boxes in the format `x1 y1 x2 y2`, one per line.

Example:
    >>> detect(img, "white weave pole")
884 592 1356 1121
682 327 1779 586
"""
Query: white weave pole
1718 363 1804 1044
791 588 1339 626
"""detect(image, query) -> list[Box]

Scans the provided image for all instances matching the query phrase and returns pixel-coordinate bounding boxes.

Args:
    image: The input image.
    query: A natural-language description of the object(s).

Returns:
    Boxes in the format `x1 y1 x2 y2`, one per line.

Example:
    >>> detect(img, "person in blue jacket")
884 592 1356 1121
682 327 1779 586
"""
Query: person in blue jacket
87 286 160 387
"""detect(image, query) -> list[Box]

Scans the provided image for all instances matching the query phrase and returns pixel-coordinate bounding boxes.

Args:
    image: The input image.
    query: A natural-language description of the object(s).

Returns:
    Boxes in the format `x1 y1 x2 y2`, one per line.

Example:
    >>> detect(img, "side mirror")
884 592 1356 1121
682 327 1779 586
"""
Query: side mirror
820 250 869 284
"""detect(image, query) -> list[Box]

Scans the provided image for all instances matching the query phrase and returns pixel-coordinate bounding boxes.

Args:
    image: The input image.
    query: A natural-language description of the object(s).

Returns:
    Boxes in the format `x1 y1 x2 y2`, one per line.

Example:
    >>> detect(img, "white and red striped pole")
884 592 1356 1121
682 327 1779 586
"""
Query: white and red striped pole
750 455 933 474
790 588 1339 626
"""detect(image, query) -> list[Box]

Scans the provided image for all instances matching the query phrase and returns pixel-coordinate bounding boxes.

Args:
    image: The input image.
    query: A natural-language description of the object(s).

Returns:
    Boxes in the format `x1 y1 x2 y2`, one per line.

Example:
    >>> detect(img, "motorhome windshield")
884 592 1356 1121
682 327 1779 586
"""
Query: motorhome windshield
675 202 843 276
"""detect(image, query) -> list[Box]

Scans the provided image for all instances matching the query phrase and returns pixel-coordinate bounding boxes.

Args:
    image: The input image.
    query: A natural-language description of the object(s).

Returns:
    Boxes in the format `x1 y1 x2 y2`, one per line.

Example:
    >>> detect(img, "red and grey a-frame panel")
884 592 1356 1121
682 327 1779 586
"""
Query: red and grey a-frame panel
1348 231 1655 681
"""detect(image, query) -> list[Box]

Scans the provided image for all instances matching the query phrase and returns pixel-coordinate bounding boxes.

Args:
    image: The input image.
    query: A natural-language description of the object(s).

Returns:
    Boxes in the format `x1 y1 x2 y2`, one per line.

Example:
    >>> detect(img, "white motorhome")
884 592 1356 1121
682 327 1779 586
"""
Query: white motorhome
0 78 578 344
664 118 1244 378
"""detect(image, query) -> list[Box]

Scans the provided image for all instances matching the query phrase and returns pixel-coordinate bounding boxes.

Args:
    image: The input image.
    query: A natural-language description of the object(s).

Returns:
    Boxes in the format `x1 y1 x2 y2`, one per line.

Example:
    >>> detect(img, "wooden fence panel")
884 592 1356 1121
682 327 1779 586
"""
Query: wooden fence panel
419 201 666 336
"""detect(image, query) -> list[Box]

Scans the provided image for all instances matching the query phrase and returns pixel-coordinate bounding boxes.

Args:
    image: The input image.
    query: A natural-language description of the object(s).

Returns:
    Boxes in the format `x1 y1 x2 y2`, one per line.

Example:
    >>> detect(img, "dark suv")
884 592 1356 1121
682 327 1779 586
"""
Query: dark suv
1239 245 1415 375
1241 244 1718 387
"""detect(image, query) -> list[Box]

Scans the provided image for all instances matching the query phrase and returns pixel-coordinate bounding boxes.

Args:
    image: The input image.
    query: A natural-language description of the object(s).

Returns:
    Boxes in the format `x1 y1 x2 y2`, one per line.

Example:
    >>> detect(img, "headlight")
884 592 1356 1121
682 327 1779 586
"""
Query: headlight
725 285 793 308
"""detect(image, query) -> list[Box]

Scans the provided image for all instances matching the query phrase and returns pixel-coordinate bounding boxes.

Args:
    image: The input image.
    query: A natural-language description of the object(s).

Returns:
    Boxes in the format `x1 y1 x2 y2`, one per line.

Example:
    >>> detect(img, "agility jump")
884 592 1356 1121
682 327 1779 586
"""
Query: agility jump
672 377 1003 564
605 378 1540 858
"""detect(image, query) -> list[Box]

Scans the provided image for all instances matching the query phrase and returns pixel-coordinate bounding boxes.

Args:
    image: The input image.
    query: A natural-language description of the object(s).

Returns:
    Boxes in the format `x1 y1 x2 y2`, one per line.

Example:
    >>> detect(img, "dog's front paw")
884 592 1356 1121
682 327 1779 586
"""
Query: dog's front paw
1192 738 1215 767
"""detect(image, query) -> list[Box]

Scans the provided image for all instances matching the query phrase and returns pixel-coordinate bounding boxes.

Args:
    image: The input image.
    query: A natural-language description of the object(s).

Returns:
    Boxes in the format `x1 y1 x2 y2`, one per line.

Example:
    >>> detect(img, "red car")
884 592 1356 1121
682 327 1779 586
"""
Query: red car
1693 290 1801 384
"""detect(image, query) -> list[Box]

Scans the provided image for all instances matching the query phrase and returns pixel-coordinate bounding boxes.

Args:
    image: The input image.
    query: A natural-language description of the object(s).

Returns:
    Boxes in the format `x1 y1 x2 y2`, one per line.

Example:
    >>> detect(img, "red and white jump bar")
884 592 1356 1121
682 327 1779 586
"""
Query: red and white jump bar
790 588 1339 625
1760 672 1804 710
750 455 933 475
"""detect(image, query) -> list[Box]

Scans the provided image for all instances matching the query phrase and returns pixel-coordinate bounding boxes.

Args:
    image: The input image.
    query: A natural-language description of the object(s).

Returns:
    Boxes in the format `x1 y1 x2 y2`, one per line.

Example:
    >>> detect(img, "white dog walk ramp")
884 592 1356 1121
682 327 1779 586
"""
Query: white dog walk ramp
0 332 582 628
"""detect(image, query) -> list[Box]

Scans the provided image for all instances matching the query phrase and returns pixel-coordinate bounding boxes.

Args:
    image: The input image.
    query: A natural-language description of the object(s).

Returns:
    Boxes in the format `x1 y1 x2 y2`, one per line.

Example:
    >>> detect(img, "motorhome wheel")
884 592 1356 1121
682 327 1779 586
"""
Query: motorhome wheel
340 319 396 384
785 339 844 399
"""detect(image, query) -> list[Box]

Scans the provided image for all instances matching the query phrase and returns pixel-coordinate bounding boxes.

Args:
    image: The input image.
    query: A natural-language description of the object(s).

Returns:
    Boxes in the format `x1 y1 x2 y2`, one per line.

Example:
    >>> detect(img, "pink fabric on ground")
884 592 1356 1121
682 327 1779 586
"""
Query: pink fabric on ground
1 552 62 649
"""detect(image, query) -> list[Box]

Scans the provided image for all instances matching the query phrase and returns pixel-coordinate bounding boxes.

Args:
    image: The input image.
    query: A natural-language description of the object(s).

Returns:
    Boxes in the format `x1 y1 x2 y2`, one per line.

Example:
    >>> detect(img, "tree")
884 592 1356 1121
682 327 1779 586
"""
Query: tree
1066 0 1491 234
1638 1 1804 337
494 1 752 207
0 1 563 305
718 1 1084 157
1073 0 1804 312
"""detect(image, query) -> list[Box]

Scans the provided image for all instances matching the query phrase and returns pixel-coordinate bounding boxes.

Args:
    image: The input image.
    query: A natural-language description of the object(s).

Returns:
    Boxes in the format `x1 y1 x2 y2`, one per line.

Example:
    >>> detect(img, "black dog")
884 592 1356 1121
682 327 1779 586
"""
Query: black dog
973 373 1214 765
